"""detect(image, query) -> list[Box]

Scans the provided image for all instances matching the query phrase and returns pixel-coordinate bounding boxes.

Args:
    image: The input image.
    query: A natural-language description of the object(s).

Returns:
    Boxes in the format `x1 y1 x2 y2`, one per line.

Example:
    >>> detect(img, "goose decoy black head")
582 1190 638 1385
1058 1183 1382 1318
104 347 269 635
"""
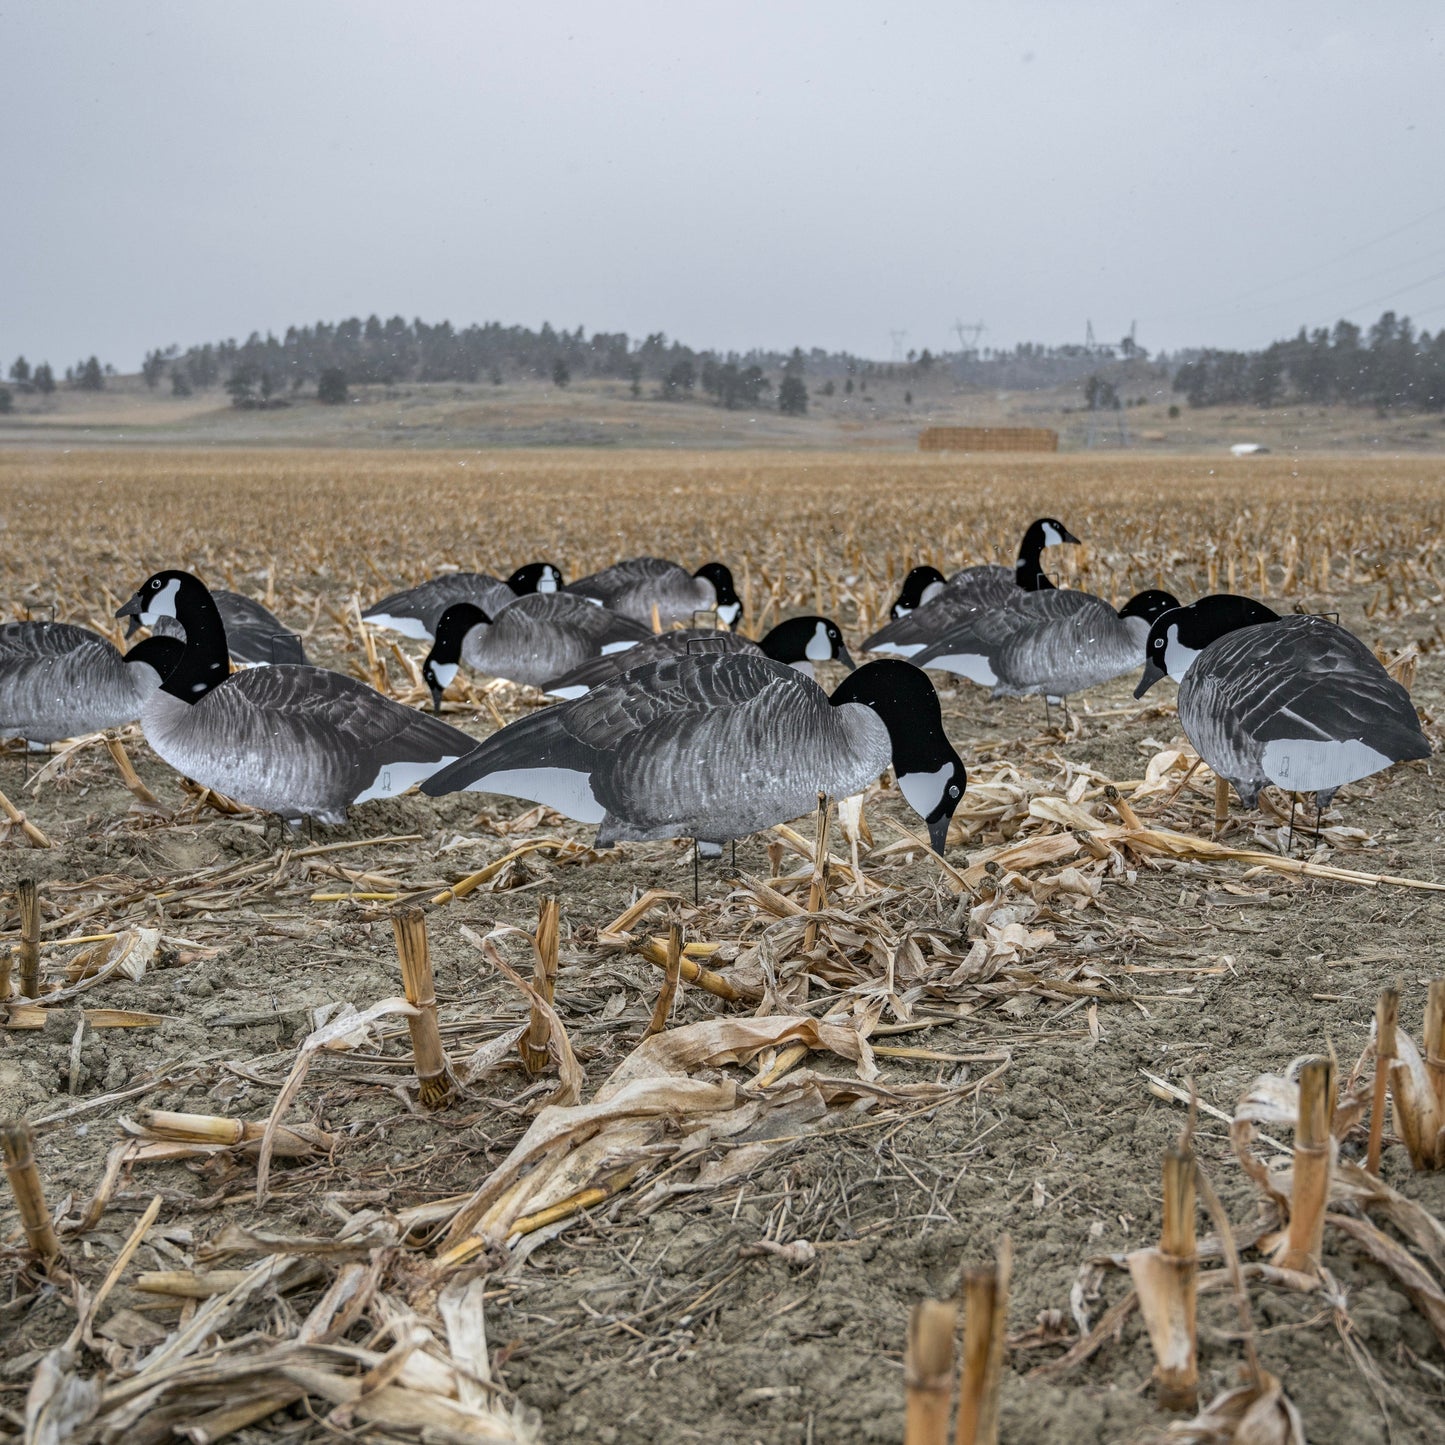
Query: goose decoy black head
890 565 948 619
830 659 966 853
1135 593 1281 698
117 569 194 629
693 562 742 627
759 616 856 673
509 562 564 595
1116 589 1181 625
117 570 234 703
423 602 491 712
1016 518 1080 590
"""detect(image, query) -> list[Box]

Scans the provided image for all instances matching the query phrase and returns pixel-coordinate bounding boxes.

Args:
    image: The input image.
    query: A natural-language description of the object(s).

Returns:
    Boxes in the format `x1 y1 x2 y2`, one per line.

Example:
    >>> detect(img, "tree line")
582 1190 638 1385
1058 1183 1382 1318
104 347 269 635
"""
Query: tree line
9 309 1445 416
1171 312 1445 411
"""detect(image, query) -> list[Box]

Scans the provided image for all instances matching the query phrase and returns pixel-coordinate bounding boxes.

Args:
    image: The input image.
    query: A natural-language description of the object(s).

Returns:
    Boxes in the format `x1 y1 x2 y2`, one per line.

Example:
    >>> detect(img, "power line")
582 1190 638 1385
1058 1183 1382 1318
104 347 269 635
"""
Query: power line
1339 263 1445 320
1200 200 1445 310
1140 202 1445 336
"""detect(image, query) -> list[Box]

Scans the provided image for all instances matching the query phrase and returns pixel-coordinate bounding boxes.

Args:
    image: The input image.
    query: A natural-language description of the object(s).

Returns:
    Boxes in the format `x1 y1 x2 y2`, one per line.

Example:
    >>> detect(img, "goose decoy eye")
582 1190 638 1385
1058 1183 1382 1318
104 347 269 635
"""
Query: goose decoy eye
948 784 960 798
150 579 162 590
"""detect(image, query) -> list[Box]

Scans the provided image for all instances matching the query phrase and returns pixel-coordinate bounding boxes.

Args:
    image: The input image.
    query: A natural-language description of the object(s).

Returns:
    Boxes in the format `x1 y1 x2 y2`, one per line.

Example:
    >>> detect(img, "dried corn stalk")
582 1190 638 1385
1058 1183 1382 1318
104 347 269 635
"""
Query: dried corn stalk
1128 1142 1198 1411
1388 980 1445 1169
905 1297 957 1445
955 1235 1011 1445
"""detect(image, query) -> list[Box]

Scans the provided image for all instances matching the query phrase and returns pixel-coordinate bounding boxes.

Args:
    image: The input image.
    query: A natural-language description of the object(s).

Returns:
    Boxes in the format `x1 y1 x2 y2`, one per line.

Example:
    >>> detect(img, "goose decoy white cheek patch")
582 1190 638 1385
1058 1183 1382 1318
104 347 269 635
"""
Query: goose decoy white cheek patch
717 602 741 626
1163 628 1200 681
140 578 182 624
805 623 833 663
431 662 459 689
898 763 955 820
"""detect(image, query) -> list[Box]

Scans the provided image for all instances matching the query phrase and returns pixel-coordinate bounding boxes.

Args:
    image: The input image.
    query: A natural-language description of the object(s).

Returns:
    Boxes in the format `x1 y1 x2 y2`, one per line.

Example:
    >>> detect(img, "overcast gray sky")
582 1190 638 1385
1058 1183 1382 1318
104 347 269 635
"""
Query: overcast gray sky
3 2 1443 370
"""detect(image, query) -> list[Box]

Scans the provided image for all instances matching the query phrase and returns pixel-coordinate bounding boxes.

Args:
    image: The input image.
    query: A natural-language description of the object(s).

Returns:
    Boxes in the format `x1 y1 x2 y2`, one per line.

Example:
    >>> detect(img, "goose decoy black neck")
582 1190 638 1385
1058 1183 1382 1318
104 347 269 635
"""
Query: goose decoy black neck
423 602 492 711
758 616 857 672
509 562 564 595
891 566 947 619
1016 517 1079 592
693 562 742 626
116 570 230 704
123 635 186 681
830 659 966 852
1135 593 1281 697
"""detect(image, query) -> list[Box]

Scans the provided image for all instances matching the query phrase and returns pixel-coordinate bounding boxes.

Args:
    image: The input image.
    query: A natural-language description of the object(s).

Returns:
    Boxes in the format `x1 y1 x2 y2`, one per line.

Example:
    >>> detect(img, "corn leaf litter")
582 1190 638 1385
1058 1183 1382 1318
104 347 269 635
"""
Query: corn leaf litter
431 1011 952 1262
23 1222 541 1445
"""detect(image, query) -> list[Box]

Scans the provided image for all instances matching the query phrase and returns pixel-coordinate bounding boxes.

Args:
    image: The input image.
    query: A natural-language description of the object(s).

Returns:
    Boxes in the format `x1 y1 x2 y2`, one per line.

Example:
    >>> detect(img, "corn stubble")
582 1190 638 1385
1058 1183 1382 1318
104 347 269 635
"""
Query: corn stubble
3 448 1445 1439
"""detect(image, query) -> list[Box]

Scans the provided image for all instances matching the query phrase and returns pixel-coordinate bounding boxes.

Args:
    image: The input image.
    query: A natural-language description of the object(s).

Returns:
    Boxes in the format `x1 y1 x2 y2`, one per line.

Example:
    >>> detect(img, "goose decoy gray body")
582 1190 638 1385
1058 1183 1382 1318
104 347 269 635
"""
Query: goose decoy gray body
422 594 654 704
116 571 473 826
542 615 857 699
867 518 1079 653
1134 594 1430 808
0 624 184 745
563 557 742 629
362 562 564 642
911 589 1180 699
421 654 966 854
129 589 307 665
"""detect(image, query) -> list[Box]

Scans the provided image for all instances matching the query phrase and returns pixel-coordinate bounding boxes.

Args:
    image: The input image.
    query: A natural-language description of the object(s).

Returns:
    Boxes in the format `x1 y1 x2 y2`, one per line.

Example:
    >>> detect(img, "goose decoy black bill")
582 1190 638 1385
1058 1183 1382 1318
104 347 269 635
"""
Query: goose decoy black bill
421 654 966 855
422 593 654 704
563 557 742 629
866 518 1080 655
541 615 856 699
0 624 184 745
1135 594 1430 808
127 588 307 665
116 570 473 826
912 589 1180 699
362 562 564 641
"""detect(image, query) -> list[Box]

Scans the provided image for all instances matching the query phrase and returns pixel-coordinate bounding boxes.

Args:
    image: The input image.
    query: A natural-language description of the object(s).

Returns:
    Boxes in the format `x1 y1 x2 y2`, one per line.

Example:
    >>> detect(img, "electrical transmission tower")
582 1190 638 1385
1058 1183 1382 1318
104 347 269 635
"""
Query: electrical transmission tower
890 330 908 363
953 320 987 355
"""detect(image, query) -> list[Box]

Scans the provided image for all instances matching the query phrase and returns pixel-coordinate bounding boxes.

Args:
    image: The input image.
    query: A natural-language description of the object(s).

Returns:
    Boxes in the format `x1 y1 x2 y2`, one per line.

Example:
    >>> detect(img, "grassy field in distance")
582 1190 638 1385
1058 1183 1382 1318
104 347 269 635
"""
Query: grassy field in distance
5 369 1445 453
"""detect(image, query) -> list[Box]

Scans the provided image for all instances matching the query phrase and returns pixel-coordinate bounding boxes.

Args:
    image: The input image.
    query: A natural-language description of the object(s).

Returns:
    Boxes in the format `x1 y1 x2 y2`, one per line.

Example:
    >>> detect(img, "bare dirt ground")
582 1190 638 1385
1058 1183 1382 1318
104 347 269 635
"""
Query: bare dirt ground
2 450 1444 1443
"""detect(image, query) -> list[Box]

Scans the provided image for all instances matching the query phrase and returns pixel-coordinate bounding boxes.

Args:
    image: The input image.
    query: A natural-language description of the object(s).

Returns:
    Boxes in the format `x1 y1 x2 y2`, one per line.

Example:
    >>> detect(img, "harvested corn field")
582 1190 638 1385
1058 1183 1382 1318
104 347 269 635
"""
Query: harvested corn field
2 448 1445 1444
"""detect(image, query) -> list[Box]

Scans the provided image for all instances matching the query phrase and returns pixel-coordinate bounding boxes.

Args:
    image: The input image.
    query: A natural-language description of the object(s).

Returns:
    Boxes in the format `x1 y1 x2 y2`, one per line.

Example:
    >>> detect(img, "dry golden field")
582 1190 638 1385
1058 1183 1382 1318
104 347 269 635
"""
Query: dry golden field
6 373 1445 455
2 448 1445 1445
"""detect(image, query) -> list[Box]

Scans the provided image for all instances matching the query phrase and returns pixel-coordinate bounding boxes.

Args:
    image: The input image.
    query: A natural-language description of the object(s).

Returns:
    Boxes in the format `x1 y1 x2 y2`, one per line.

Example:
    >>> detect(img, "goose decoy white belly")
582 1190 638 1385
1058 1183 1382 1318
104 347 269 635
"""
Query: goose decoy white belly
0 623 180 744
